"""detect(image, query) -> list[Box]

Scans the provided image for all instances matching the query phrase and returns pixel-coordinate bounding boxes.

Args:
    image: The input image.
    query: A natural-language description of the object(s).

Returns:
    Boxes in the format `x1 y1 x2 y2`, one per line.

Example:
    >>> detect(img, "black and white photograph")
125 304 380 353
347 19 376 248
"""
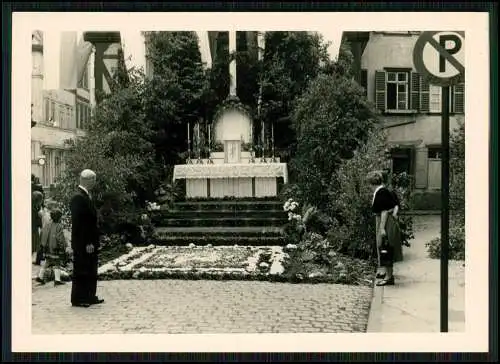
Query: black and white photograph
11 10 490 353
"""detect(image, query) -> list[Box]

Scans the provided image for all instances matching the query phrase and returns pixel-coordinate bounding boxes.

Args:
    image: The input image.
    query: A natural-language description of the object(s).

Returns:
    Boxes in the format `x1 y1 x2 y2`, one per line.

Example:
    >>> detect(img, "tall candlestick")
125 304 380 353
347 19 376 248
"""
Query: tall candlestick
229 31 237 97
271 122 274 158
250 120 253 143
187 121 191 163
261 121 265 161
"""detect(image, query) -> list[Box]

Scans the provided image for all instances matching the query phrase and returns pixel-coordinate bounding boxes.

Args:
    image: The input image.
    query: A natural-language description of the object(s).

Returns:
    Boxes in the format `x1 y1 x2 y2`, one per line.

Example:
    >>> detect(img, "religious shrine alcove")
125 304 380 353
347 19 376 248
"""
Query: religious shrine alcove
172 31 288 200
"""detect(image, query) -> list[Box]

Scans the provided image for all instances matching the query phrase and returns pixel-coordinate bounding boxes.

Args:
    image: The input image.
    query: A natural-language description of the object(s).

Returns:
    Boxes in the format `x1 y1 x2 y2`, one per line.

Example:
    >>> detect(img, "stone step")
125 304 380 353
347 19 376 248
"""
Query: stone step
156 217 287 228
155 226 284 238
173 200 283 212
154 235 286 246
154 209 285 219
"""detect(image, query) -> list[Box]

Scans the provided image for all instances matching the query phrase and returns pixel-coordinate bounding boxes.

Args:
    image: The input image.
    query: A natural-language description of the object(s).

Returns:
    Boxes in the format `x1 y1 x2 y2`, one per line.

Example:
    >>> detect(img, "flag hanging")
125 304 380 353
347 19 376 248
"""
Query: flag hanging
59 32 78 90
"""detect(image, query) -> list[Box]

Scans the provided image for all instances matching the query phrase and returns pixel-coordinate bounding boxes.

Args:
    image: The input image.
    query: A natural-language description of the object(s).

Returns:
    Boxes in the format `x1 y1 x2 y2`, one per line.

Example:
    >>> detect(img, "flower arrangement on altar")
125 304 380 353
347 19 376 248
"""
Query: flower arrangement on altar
212 141 224 152
146 201 161 212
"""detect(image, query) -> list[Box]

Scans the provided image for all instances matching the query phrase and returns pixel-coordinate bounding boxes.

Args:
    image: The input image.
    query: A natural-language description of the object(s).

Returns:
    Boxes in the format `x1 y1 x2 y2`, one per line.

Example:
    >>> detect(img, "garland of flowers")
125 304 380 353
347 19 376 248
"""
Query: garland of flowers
212 95 253 127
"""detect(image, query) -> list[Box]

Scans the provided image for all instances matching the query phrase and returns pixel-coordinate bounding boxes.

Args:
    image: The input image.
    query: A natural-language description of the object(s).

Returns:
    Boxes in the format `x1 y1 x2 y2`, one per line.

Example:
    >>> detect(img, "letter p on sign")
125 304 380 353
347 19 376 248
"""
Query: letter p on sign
413 31 465 87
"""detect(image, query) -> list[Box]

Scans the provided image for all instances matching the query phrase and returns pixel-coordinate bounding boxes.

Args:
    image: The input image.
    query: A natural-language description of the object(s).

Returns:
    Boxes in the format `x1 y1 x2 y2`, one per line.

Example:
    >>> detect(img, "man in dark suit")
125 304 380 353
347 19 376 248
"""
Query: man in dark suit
70 169 104 308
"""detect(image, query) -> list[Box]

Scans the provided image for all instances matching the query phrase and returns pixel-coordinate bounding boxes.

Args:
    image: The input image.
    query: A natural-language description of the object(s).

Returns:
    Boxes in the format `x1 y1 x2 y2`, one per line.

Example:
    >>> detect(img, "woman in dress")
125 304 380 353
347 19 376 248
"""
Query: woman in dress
366 170 403 286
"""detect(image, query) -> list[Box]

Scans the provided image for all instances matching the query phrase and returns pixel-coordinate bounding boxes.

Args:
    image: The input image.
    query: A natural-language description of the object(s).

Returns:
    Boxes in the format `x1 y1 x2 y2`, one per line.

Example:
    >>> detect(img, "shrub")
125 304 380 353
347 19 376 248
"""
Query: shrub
291 71 380 209
324 127 386 260
426 121 465 260
425 225 465 261
391 172 415 247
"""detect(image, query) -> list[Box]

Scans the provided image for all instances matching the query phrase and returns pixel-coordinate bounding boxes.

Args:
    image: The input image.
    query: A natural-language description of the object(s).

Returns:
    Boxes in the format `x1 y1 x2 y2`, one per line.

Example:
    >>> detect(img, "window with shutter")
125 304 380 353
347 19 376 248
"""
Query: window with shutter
428 85 454 113
453 83 465 113
375 71 386 111
411 72 420 110
419 75 430 112
386 71 410 111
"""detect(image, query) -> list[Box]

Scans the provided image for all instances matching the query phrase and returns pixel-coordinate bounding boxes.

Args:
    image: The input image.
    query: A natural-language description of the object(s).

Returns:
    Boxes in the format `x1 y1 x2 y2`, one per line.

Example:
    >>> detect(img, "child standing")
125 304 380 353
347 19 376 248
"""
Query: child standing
35 209 68 286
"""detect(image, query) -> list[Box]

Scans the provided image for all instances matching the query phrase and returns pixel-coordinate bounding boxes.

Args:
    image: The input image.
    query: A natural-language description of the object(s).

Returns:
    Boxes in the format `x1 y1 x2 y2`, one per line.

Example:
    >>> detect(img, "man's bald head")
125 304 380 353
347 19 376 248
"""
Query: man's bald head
79 169 97 190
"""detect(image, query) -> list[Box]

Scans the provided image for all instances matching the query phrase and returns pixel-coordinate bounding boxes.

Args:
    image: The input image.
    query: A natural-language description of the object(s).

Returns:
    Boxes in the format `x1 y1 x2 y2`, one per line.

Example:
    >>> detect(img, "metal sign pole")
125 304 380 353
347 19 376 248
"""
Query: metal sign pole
413 31 464 334
440 85 450 333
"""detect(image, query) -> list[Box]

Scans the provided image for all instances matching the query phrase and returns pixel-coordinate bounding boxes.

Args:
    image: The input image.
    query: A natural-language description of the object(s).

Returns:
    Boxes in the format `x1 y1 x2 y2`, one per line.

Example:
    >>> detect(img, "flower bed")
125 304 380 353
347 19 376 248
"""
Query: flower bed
98 245 287 281
97 242 374 286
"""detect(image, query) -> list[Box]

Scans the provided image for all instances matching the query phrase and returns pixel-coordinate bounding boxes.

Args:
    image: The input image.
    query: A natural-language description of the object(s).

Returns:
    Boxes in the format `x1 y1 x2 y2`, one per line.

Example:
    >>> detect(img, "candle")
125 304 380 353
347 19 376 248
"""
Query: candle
187 122 190 142
271 122 274 142
262 122 265 149
208 124 211 146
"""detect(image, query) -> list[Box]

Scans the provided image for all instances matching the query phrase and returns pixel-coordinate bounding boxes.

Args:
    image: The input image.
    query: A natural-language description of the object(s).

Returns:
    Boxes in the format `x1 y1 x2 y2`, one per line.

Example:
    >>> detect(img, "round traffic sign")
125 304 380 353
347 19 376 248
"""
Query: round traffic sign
413 31 465 86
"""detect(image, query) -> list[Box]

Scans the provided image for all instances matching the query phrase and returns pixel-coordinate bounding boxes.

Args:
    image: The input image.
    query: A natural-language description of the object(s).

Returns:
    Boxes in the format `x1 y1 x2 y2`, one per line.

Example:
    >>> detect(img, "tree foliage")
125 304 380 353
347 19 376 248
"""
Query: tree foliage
143 31 207 165
450 119 465 225
53 67 160 210
291 70 379 208
258 32 332 159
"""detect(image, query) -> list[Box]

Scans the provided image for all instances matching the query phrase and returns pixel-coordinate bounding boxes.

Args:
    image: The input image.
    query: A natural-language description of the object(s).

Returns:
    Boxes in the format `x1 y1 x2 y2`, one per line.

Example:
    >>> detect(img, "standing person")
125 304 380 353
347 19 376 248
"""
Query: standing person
35 209 69 286
367 170 403 286
32 191 44 265
70 169 104 308
32 176 45 208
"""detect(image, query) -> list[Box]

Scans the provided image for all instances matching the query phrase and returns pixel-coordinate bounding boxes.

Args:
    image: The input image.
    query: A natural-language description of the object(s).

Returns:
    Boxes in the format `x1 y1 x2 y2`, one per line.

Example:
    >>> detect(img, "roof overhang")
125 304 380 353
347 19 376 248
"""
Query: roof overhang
341 31 370 55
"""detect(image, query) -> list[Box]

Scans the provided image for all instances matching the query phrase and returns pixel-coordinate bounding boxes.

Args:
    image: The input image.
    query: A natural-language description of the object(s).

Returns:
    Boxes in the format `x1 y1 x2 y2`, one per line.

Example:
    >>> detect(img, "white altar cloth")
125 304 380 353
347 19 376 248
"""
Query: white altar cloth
173 163 288 184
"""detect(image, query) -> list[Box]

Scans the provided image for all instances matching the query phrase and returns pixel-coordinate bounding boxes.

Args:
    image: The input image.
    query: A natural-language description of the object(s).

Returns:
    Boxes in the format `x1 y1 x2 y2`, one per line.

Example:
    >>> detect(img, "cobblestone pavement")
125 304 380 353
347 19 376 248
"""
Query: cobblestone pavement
32 278 372 334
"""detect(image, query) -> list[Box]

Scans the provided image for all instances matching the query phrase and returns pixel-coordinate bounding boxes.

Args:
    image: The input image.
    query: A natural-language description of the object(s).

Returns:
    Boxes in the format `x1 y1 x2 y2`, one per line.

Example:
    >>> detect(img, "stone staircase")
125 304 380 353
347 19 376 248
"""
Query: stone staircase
151 198 287 246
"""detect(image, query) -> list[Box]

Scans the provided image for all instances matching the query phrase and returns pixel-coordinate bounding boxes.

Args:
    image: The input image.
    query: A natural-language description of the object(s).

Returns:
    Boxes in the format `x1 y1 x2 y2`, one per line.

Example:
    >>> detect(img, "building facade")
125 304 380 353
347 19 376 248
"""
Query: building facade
345 31 465 192
31 31 94 188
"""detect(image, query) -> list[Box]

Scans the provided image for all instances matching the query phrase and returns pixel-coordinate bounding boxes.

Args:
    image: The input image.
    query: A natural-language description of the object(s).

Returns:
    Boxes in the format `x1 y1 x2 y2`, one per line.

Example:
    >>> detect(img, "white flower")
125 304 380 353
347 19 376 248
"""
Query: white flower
188 243 196 248
125 243 133 250
206 244 213 248
259 262 269 269
308 271 323 278
285 244 297 250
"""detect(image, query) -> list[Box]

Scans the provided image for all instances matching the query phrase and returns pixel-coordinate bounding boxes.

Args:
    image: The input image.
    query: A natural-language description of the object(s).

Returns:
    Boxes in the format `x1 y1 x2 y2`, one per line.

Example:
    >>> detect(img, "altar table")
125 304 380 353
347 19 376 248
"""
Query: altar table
173 163 288 198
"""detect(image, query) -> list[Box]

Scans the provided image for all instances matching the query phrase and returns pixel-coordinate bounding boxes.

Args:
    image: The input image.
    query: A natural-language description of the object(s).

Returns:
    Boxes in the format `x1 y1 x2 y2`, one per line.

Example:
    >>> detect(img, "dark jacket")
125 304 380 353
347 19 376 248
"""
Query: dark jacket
70 187 99 254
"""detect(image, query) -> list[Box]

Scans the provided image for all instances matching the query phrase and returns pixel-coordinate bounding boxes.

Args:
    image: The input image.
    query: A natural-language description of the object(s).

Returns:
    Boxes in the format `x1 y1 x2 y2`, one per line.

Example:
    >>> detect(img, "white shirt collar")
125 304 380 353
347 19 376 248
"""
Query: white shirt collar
78 185 90 198
372 184 384 205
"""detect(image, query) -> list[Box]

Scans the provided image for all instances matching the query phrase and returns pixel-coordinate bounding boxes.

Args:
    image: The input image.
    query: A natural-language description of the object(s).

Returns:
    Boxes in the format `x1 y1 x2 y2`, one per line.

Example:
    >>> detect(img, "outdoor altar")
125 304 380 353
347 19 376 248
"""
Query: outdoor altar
172 31 288 199
173 161 288 198
172 106 287 199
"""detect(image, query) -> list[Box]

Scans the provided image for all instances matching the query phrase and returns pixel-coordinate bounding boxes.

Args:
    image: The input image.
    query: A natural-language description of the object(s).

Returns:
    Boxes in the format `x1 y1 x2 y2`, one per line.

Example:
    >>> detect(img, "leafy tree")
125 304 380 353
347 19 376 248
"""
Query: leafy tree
291 66 379 208
143 31 207 166
257 32 332 160
53 67 160 211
